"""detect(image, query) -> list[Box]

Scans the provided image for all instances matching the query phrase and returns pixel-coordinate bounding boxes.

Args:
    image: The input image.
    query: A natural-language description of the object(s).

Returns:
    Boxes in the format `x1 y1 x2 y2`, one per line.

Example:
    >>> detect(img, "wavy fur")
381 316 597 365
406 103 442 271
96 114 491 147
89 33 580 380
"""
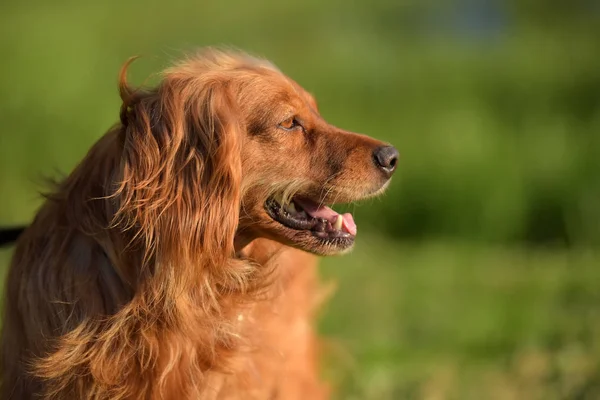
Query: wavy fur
0 49 395 399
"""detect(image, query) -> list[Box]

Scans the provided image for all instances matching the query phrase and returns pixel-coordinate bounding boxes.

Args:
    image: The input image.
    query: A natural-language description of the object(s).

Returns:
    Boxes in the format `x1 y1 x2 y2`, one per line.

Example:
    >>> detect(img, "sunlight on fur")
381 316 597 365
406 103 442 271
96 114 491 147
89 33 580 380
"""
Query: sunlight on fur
0 48 397 399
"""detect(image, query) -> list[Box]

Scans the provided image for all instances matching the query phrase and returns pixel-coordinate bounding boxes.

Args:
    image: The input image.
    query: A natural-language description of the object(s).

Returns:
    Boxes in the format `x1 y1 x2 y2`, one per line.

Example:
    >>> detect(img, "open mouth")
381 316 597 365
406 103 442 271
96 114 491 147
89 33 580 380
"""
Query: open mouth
265 194 357 251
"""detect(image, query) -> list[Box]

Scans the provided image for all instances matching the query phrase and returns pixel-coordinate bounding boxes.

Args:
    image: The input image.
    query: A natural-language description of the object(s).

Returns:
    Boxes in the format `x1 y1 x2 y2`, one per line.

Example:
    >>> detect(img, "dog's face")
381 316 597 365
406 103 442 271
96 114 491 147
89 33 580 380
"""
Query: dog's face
115 51 397 262
233 68 398 256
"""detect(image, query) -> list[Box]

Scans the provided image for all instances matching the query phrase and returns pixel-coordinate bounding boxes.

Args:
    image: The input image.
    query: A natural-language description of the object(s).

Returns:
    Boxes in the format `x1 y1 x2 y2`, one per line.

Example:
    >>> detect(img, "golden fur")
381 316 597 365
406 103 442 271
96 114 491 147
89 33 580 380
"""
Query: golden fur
0 49 396 399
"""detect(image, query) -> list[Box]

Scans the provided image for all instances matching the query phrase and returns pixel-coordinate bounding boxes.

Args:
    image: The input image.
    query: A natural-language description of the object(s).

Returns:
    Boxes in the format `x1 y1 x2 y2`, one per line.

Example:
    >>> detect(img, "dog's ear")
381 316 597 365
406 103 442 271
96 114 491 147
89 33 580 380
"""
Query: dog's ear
114 63 242 282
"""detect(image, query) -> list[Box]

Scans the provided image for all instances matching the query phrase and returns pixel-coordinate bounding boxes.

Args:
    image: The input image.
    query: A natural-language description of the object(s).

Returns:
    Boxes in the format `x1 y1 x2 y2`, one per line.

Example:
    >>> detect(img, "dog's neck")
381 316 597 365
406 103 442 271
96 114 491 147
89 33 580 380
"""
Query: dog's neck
234 235 285 266
233 230 255 254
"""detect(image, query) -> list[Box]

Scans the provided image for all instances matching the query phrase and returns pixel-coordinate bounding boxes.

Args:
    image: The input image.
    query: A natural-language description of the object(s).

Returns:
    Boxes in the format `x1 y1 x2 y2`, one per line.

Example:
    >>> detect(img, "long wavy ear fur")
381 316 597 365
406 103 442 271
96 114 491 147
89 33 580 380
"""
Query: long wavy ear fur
31 55 266 399
115 58 244 292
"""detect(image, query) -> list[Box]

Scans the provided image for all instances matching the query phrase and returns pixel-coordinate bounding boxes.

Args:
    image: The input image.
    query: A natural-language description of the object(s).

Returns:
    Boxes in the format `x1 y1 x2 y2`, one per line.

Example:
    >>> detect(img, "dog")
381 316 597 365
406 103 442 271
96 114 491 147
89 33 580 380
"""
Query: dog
0 49 398 399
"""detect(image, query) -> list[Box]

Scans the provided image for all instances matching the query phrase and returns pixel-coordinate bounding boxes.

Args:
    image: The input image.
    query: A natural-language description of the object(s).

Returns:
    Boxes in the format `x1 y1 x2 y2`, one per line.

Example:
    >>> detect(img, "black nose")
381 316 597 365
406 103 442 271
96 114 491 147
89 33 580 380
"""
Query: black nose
373 145 399 177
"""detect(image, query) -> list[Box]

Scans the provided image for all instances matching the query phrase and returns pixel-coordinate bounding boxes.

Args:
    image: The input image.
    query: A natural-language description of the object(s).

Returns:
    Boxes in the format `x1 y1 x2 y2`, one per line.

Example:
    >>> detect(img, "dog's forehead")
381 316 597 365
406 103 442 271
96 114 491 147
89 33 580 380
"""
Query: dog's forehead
275 74 317 109
300 89 319 112
239 71 317 113
271 77 319 114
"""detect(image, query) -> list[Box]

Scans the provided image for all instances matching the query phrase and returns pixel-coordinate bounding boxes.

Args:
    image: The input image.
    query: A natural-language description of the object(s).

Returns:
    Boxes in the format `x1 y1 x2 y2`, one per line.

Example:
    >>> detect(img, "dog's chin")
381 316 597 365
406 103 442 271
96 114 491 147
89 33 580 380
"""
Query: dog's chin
269 226 356 256
261 195 358 256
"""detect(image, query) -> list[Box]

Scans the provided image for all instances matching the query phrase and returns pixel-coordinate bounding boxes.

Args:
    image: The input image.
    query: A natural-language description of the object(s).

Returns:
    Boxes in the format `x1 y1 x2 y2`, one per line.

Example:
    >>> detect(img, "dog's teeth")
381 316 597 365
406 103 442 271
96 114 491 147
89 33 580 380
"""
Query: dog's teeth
287 202 297 213
334 215 343 230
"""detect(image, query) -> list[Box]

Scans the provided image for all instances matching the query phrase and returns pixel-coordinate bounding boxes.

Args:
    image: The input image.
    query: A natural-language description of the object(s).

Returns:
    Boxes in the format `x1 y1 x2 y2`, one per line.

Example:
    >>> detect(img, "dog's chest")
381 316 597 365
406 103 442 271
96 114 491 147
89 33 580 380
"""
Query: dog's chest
215 244 329 399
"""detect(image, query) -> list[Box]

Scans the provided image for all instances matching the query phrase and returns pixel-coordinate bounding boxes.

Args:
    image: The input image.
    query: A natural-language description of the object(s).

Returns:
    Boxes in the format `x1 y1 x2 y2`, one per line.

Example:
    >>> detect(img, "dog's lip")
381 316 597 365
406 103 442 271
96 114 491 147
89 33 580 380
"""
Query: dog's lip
293 197 356 236
264 195 357 246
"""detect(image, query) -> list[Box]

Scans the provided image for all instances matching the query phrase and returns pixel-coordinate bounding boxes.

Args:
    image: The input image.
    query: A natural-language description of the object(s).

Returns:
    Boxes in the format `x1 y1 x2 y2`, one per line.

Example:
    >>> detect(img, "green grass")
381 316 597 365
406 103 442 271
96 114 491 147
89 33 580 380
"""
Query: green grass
317 237 600 399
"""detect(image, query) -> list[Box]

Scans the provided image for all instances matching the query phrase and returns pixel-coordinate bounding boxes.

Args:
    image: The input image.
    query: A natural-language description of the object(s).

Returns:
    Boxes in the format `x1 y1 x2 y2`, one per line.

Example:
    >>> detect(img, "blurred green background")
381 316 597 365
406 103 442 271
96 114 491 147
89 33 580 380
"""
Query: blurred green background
1 0 599 398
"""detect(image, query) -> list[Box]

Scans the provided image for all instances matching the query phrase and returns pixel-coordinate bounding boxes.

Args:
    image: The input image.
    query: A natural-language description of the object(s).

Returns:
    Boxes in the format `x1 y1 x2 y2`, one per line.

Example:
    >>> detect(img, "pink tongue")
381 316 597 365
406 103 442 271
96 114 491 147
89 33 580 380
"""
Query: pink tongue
341 213 357 236
293 198 357 236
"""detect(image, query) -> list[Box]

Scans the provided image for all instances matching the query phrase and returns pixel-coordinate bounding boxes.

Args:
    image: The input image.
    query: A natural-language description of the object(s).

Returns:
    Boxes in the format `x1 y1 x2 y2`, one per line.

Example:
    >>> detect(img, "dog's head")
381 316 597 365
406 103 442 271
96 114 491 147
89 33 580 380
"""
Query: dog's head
231 59 398 256
117 50 397 261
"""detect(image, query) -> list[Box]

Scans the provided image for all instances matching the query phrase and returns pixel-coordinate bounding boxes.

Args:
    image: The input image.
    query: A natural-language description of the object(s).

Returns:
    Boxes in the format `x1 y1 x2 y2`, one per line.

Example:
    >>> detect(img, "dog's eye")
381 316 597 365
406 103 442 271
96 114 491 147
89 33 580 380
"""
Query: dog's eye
279 117 301 131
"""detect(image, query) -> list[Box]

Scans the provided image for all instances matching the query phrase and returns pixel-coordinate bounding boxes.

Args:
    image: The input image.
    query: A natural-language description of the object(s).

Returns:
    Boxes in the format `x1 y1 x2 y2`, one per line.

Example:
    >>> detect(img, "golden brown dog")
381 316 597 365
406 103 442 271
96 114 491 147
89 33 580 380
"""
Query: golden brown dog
0 49 398 399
